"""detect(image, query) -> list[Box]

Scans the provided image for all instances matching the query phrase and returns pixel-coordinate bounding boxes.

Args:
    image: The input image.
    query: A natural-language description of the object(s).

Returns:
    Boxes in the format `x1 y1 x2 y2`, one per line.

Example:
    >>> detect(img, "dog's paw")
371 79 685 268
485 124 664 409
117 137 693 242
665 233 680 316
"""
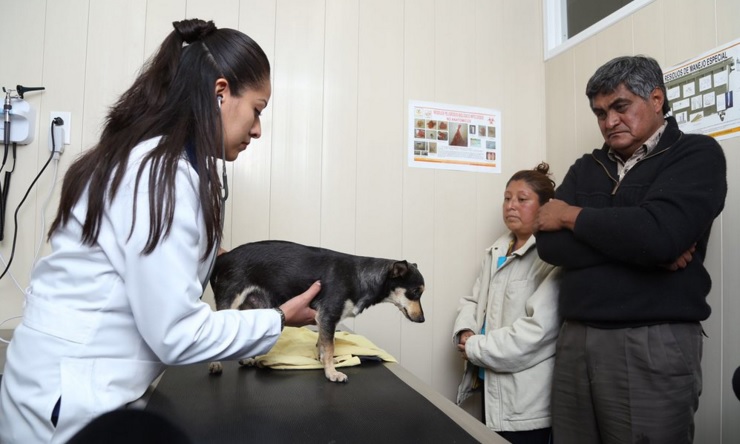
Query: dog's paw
326 370 348 383
238 358 257 367
208 361 223 375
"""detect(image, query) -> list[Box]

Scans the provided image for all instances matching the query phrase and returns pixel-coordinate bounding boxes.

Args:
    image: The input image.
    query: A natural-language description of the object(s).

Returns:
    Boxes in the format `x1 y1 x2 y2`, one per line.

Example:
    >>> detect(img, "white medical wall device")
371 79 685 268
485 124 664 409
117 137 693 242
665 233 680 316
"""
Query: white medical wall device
0 98 37 145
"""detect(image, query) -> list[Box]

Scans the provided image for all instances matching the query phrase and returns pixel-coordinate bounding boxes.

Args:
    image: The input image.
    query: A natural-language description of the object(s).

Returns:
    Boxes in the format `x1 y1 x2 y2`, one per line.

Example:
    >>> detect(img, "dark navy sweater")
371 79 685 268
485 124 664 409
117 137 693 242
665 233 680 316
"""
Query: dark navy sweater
536 117 727 327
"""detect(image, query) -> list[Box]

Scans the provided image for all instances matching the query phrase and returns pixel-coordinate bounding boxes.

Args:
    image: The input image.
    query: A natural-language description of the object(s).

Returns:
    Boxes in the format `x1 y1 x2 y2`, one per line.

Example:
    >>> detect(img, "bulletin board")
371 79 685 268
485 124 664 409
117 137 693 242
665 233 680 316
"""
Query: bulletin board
664 38 740 141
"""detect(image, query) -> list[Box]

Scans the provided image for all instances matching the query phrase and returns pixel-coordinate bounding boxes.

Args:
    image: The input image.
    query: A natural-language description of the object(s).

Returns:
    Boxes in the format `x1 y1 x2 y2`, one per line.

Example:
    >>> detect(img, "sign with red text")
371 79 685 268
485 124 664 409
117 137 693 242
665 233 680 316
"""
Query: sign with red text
408 100 501 173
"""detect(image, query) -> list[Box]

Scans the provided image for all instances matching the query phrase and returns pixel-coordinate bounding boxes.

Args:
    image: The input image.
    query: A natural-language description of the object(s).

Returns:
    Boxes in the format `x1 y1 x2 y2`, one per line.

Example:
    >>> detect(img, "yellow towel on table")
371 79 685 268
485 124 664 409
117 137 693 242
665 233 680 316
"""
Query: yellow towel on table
243 326 396 370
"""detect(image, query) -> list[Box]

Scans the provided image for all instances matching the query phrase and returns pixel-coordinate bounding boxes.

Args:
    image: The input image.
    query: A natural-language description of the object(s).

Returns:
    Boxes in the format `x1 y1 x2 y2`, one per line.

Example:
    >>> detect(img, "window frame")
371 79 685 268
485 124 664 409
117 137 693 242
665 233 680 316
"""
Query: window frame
543 0 656 60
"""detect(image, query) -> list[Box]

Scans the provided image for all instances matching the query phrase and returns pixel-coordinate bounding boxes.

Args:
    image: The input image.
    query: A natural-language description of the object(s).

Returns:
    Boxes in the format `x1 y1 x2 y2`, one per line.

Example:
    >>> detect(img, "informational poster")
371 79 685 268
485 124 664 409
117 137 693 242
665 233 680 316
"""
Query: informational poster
663 38 740 141
408 100 501 173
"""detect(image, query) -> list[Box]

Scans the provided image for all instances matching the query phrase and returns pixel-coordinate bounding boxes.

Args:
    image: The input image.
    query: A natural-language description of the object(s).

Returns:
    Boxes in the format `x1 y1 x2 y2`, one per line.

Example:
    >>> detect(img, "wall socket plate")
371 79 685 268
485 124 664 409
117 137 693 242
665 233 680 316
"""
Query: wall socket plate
49 111 71 145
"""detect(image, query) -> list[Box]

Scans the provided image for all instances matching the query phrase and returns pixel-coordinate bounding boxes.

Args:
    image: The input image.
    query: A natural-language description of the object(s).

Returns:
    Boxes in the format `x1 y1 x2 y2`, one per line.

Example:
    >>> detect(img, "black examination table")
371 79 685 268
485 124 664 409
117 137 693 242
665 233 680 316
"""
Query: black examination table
144 360 500 443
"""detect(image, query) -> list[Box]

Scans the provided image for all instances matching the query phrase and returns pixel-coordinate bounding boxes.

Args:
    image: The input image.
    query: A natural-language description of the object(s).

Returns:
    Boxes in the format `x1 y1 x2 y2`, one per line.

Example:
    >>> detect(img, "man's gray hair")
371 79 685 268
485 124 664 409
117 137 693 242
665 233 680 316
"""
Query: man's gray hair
586 55 670 114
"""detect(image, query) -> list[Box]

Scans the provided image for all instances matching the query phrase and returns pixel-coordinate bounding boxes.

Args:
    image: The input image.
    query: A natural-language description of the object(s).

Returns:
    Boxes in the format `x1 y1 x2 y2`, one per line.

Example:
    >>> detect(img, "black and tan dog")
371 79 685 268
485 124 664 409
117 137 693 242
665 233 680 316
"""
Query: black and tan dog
208 240 426 382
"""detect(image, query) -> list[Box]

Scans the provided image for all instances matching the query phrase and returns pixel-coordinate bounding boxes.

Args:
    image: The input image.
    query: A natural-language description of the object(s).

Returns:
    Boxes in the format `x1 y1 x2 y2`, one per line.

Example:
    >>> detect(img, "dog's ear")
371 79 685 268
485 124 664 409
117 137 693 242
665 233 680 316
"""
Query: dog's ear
391 260 410 278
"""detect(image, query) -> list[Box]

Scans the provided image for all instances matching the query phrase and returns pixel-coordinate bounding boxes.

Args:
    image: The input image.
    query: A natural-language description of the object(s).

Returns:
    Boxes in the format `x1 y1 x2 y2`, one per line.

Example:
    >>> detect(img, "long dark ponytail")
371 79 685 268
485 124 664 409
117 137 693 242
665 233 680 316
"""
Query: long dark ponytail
49 19 270 259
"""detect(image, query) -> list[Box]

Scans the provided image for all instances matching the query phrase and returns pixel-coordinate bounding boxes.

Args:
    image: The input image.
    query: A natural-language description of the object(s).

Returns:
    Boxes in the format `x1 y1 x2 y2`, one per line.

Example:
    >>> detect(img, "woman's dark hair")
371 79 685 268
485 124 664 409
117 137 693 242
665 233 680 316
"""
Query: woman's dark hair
507 162 555 204
49 19 270 258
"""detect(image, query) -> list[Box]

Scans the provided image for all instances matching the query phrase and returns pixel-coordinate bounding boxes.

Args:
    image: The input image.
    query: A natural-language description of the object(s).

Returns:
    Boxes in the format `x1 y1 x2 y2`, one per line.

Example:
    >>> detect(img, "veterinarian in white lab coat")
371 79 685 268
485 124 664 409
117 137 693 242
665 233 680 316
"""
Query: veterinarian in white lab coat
453 163 560 444
0 19 318 444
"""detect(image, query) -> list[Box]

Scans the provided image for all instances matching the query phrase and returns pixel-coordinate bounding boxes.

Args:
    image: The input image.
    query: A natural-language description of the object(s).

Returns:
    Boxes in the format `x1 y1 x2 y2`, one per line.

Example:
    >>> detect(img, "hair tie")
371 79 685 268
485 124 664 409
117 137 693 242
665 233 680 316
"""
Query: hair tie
173 19 217 45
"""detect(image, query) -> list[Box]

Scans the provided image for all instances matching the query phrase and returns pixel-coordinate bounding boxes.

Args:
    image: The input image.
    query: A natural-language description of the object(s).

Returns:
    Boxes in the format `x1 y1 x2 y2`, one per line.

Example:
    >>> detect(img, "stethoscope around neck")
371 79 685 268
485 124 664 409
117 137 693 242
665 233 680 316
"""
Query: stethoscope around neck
200 95 228 294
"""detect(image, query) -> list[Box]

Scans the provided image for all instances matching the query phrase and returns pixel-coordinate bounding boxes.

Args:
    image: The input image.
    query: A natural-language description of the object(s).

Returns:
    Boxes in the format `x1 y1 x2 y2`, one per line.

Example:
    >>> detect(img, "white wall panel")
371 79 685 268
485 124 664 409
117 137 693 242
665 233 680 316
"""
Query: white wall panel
700 214 724 443
0 1 45 90
631 0 665 61
269 0 325 245
544 51 577 183
494 0 548 176
432 170 478 399
321 0 360 254
352 0 406 362
145 0 186 57
401 0 438 386
717 0 740 47
187 0 240 29
83 1 147 149
663 0 716 68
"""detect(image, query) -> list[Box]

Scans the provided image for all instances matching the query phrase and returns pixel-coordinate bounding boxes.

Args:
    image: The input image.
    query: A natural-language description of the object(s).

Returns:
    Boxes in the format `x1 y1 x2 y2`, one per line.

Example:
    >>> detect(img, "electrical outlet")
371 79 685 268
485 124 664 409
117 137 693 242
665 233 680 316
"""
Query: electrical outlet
49 111 71 146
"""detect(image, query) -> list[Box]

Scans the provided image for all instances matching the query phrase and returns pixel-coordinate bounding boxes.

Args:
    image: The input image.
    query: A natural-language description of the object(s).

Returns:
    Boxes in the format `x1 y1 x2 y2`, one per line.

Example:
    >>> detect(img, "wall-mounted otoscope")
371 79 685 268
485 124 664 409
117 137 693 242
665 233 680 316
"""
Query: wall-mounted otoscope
15 85 45 99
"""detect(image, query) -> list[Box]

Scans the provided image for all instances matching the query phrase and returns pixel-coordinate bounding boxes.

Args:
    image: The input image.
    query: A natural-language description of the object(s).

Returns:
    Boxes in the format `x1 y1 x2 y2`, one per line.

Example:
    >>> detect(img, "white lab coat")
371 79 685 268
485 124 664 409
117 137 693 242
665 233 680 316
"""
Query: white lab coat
0 137 282 443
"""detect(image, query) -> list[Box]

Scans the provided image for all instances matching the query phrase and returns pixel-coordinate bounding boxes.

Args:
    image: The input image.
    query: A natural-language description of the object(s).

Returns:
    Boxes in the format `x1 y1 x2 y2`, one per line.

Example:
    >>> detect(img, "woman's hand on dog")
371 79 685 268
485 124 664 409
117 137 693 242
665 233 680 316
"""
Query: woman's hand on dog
280 281 321 327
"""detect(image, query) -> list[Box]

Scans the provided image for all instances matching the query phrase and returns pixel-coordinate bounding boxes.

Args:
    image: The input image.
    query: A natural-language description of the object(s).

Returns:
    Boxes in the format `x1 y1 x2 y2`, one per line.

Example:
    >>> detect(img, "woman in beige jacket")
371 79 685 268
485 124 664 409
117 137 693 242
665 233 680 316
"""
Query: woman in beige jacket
453 163 560 444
